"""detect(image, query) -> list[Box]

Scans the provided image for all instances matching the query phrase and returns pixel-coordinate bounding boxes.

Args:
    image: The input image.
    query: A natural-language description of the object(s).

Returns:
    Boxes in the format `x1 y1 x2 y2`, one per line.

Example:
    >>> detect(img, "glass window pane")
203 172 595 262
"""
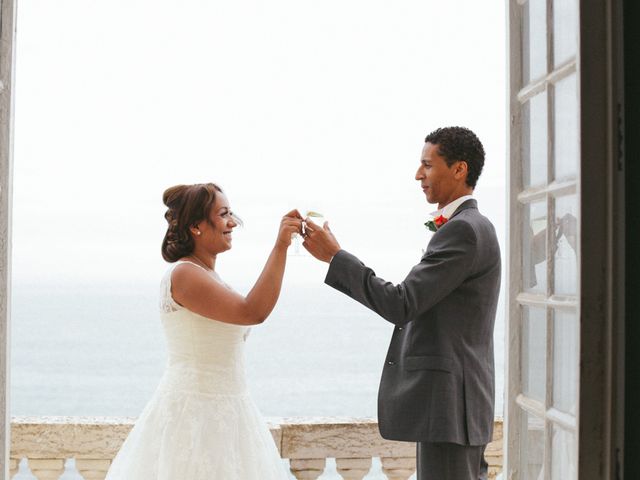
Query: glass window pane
553 0 578 66
553 194 578 295
522 306 547 401
554 74 579 180
551 426 577 479
523 200 547 293
520 410 545 480
522 0 548 84
522 93 548 188
553 310 578 414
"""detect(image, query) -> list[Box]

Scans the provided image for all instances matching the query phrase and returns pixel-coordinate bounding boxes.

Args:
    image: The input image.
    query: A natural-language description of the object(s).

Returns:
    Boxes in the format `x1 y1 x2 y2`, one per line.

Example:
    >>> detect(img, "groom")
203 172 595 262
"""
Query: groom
303 126 501 480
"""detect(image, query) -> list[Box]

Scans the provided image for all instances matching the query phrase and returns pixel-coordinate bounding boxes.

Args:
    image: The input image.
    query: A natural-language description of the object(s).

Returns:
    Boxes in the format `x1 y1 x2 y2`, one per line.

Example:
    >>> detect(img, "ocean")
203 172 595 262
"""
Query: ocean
11 280 504 418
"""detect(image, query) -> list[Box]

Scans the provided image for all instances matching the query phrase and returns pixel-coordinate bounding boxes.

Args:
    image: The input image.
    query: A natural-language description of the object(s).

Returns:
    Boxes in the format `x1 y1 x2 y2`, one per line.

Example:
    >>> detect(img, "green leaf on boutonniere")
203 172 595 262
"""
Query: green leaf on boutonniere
424 220 437 232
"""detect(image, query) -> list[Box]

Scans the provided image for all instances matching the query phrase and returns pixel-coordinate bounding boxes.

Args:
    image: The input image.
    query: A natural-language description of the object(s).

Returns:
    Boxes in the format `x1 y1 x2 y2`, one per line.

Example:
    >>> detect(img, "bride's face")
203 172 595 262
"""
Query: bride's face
197 193 238 253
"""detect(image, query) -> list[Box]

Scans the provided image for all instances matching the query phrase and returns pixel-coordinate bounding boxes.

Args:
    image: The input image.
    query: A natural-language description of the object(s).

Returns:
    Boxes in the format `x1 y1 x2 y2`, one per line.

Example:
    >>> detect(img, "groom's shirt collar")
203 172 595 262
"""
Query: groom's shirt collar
429 194 474 220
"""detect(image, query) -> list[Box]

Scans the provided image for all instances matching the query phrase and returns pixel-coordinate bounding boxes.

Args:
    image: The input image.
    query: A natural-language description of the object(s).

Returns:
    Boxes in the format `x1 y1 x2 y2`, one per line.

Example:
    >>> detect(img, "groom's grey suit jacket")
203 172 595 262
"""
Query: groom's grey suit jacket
325 199 501 446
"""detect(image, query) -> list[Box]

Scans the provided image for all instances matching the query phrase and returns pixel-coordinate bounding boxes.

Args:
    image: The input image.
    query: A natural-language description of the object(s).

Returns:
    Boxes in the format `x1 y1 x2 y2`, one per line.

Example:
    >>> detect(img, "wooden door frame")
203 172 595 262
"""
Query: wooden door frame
624 0 640 478
578 0 625 478
0 0 16 477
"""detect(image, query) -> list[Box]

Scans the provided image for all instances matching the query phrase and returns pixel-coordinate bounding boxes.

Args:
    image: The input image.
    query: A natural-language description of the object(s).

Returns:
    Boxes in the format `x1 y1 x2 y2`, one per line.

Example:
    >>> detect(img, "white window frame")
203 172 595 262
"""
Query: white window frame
506 0 580 476
505 0 625 479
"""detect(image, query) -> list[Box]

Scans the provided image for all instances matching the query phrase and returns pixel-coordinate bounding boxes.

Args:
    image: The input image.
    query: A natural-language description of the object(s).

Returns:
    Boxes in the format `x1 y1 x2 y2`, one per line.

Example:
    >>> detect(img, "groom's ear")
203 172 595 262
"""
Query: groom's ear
453 160 469 180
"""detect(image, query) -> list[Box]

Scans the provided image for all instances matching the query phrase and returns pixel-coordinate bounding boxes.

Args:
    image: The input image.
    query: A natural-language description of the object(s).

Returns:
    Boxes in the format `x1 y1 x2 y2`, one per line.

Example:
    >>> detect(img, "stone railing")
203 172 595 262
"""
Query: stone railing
9 416 503 479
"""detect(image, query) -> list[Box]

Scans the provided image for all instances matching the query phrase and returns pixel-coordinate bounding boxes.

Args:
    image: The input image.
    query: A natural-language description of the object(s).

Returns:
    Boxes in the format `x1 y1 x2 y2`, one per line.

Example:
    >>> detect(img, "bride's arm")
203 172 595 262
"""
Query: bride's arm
171 211 302 326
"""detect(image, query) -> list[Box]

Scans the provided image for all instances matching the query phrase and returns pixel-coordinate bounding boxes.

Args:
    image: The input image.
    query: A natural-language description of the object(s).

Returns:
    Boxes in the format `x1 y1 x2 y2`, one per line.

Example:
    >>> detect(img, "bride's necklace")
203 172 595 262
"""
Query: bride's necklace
188 253 213 272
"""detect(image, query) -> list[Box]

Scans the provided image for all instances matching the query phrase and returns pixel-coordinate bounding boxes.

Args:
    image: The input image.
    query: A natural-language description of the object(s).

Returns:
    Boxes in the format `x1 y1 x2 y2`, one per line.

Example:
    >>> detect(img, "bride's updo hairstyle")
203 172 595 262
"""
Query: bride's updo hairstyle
161 183 223 262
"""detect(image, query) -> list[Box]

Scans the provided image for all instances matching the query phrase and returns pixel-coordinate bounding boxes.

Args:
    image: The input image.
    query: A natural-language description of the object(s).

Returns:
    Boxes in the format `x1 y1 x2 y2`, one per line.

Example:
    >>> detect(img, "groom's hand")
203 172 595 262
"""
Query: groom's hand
302 218 341 263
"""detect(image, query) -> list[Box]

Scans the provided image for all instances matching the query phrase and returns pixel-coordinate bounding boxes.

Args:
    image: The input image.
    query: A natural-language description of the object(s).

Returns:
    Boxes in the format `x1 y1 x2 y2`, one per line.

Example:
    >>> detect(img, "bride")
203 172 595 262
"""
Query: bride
105 182 302 479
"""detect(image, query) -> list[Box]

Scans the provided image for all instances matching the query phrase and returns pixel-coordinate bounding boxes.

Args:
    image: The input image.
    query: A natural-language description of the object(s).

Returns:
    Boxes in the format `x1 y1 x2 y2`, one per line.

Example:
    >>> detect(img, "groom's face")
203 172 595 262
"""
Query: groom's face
416 142 461 208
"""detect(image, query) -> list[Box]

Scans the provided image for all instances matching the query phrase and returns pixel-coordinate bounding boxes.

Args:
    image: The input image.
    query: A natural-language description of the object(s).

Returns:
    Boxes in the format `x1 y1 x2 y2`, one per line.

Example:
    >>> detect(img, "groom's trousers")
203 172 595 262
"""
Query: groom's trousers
416 442 488 480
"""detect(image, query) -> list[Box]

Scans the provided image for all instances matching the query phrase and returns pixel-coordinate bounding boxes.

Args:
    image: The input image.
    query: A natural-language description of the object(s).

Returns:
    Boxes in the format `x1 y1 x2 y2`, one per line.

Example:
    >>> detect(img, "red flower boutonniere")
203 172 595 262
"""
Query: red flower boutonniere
424 215 448 232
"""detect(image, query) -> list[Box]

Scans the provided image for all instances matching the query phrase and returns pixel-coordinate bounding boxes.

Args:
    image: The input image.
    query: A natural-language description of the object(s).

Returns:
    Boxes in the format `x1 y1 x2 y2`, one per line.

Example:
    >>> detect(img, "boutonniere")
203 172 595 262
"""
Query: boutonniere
424 215 448 232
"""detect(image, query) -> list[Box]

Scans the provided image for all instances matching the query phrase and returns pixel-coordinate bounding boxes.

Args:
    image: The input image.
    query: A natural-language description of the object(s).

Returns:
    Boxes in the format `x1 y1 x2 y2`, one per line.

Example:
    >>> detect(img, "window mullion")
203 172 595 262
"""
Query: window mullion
543 0 555 477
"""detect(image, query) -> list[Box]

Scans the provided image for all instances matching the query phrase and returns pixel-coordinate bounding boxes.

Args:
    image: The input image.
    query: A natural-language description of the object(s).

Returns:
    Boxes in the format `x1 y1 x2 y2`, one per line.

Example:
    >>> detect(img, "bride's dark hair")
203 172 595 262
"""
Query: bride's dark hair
161 183 223 262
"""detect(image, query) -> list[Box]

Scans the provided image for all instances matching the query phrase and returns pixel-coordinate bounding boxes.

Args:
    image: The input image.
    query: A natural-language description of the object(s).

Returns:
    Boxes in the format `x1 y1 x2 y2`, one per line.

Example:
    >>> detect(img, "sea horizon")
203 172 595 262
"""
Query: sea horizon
10 278 505 418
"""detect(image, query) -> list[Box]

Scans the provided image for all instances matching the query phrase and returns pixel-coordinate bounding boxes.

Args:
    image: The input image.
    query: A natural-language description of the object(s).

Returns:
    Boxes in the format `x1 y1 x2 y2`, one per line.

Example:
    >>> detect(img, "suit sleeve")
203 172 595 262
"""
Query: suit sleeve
325 220 478 326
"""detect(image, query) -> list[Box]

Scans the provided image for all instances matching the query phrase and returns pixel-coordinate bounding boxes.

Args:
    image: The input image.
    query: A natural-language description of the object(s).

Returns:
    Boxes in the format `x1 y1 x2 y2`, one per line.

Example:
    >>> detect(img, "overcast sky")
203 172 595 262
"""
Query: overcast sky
12 0 506 289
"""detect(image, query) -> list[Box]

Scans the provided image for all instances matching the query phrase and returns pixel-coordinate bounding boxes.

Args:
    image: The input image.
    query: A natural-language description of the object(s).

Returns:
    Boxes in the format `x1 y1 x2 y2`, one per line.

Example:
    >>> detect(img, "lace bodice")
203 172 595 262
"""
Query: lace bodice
157 262 251 395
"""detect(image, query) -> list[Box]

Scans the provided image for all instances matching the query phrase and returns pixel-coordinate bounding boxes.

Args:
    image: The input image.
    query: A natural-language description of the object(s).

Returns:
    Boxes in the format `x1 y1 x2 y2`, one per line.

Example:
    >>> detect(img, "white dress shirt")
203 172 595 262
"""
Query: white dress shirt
429 194 475 220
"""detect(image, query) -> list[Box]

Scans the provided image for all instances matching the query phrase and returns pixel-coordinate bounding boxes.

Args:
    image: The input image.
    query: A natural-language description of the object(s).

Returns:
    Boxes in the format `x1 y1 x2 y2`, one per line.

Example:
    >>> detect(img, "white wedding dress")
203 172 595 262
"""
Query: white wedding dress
105 261 290 480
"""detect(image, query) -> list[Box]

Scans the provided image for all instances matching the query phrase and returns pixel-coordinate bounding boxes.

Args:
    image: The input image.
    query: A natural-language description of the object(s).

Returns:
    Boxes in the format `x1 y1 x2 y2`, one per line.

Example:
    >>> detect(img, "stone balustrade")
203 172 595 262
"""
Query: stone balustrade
9 416 503 479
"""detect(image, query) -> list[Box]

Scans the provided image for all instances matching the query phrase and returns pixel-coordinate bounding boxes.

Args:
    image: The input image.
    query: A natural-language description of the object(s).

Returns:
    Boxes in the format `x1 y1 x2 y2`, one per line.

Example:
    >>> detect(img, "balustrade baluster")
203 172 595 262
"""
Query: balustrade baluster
289 458 326 480
485 434 503 479
76 458 112 480
28 458 65 480
9 458 18 478
380 456 415 480
335 457 372 480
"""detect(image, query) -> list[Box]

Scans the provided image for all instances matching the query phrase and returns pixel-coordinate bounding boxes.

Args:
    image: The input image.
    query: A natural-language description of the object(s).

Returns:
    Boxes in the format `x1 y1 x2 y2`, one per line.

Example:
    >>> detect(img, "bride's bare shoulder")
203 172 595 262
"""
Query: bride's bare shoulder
171 261 210 284
171 261 233 296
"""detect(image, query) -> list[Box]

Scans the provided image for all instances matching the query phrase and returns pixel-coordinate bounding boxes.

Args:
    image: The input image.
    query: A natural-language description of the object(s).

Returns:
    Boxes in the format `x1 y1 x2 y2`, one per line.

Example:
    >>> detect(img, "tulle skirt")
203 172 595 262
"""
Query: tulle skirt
105 388 289 480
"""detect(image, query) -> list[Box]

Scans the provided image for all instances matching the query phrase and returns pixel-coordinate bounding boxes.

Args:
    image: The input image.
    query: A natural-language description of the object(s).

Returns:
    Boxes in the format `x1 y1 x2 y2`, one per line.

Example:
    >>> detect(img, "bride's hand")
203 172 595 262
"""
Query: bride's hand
276 209 304 248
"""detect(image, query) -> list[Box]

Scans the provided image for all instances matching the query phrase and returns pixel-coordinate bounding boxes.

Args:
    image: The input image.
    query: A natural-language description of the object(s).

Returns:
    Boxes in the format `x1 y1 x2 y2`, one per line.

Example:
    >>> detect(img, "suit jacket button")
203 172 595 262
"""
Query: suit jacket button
397 327 403 331
387 360 395 366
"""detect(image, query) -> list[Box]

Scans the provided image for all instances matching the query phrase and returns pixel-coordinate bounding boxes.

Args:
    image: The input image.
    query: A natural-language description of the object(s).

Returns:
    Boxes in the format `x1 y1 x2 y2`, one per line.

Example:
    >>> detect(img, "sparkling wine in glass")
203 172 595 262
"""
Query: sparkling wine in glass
304 210 325 233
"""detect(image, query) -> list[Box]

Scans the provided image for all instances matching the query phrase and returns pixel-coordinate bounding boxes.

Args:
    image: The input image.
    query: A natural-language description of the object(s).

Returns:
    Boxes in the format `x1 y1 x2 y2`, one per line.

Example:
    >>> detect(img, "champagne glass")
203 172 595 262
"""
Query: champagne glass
304 210 325 234
289 209 325 256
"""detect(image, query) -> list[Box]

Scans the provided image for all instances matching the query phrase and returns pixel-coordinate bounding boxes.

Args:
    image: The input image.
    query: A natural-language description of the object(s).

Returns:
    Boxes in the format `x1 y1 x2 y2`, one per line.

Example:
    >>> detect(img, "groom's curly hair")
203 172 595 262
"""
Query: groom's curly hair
425 127 485 188
161 183 224 262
